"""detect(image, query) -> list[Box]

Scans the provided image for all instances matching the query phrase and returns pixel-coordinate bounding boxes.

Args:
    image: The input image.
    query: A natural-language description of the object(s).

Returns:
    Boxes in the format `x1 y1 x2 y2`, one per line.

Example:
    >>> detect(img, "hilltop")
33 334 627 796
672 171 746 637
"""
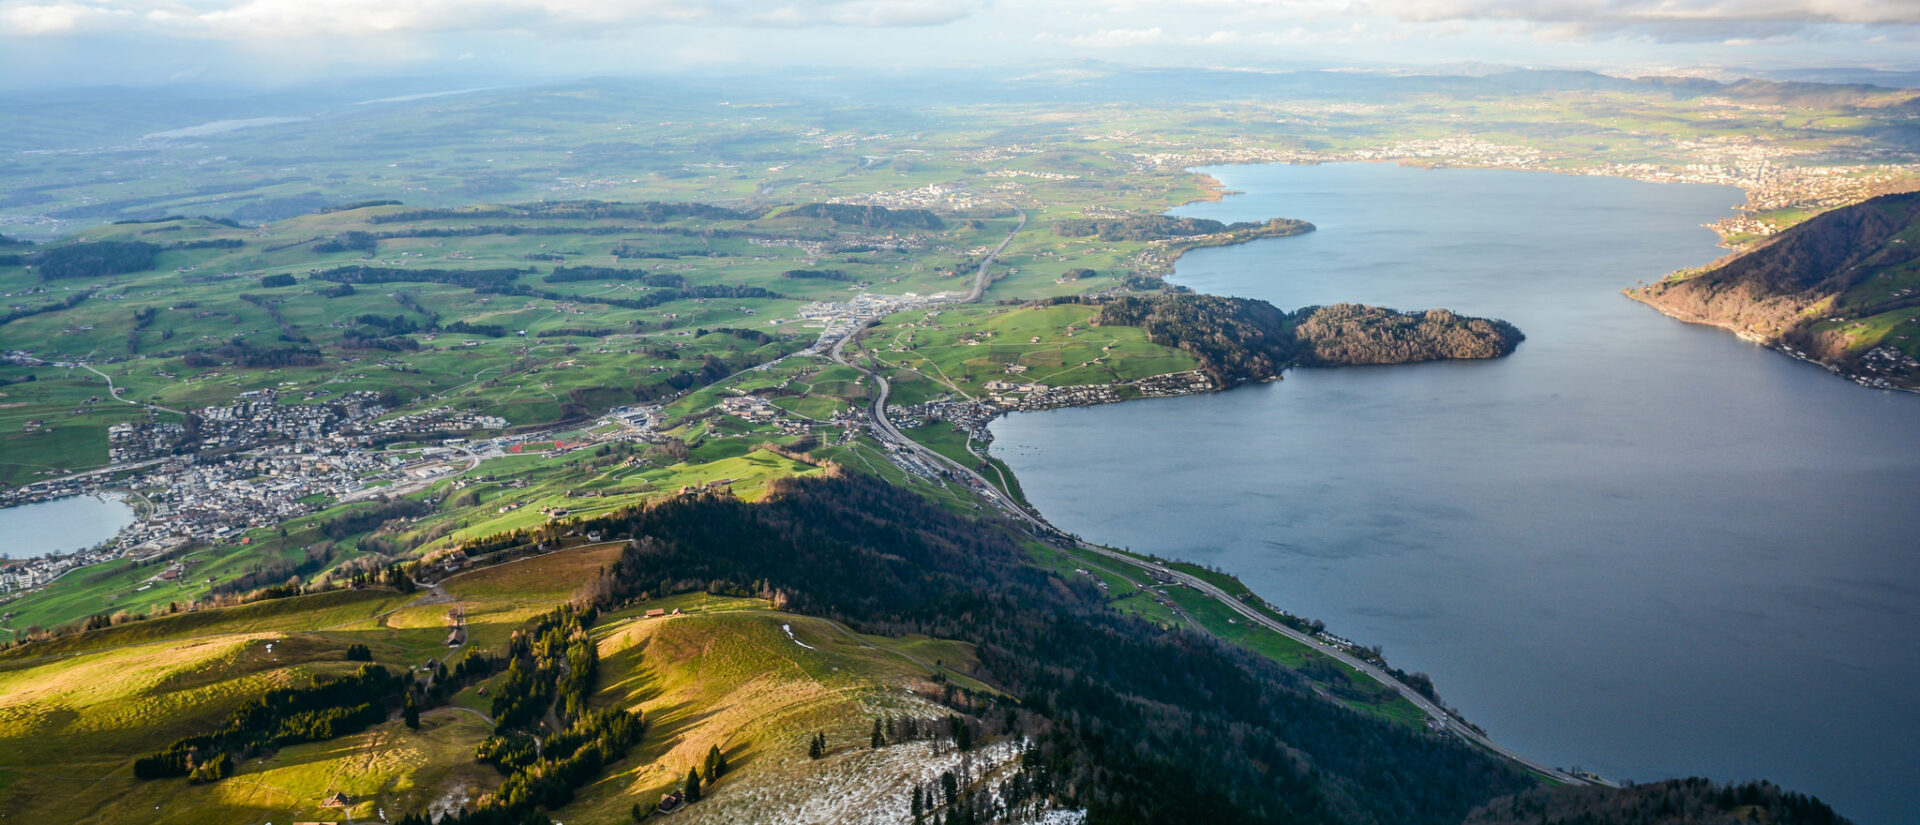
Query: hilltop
0 71 1899 825
1630 191 1920 389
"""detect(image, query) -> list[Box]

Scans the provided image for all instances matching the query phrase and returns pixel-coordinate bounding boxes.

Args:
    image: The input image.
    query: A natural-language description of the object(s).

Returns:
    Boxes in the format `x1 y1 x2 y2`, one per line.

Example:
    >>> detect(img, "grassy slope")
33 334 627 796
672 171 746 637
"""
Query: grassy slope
557 595 986 822
0 536 991 824
868 303 1200 402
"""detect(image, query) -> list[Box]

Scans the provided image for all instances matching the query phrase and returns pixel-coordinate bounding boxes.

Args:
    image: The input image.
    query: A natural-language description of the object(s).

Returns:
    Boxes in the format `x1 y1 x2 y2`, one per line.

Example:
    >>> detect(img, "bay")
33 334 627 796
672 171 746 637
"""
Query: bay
988 162 1920 824
0 495 136 560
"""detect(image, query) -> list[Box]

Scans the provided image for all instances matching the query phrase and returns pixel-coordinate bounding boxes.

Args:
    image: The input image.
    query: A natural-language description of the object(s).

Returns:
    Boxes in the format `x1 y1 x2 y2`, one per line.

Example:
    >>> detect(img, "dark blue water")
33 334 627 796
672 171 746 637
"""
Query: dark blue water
989 163 1920 824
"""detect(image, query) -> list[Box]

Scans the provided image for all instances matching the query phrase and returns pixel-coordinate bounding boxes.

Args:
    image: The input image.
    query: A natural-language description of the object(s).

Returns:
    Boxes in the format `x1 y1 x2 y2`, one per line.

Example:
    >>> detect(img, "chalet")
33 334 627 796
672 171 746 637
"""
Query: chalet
645 608 668 619
321 792 350 808
657 791 684 813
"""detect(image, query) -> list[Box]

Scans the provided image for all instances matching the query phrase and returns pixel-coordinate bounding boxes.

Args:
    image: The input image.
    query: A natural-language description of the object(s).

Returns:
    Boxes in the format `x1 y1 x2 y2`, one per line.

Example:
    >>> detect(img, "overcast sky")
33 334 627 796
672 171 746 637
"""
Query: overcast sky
3 0 1918 90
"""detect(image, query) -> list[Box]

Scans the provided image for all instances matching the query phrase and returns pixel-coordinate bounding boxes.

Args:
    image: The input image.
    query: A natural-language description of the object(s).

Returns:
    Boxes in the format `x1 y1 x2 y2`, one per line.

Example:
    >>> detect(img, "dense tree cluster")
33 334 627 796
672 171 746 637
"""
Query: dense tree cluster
544 266 684 287
312 265 526 289
487 606 600 732
697 327 775 345
318 199 404 214
782 203 945 230
313 231 379 254
370 200 763 225
32 240 160 280
209 543 342 598
442 320 510 338
172 238 245 250
0 290 90 328
781 268 852 281
1292 304 1524 365
1465 778 1850 825
182 338 324 369
1096 293 1302 384
318 498 432 541
535 327 615 338
133 664 404 779
400 605 643 825
1054 215 1311 243
475 282 782 313
1093 294 1524 383
519 473 1537 825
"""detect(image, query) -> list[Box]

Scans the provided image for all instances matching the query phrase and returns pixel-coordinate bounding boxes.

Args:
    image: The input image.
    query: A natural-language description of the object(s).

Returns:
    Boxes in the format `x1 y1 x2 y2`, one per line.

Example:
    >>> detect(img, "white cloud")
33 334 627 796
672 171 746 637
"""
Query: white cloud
0 0 991 39
2 0 131 34
1064 25 1165 47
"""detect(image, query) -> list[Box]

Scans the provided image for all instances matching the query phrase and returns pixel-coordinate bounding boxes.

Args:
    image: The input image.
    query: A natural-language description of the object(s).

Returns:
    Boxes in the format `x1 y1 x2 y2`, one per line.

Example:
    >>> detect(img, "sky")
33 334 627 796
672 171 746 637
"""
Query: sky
3 0 1919 91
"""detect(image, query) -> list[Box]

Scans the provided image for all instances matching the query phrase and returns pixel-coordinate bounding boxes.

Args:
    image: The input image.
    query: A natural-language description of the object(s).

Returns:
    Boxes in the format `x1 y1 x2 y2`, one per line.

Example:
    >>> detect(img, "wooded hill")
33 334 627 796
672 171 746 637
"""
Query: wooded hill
1631 190 1920 387
1054 215 1312 243
558 471 1538 825
1091 294 1524 384
1465 778 1850 825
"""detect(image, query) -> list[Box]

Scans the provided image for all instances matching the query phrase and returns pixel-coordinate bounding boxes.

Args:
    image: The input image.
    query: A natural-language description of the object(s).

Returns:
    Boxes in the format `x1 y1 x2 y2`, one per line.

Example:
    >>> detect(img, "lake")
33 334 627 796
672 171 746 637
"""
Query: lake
988 163 1920 824
0 495 136 560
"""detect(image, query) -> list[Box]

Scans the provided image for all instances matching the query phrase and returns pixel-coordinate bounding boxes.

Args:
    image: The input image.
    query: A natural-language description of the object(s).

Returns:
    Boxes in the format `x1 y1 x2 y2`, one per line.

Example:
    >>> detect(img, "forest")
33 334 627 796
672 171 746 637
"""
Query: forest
368 200 765 224
507 472 1542 825
133 664 406 780
29 240 160 280
1292 304 1524 365
1092 294 1523 383
1054 215 1312 243
1463 778 1848 825
782 202 945 229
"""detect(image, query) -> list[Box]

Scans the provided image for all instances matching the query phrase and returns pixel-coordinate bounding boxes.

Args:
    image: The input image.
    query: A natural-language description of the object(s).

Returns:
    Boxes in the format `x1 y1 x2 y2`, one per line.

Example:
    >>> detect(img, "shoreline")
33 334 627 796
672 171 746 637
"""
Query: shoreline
1624 288 1920 394
1189 172 1233 204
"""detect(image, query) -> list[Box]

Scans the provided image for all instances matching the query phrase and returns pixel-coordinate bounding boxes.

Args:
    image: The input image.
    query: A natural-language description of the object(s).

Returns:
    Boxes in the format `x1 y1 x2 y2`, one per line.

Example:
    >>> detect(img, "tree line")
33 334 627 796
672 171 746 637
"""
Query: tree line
545 266 684 287
369 200 765 225
1090 293 1523 384
484 473 1541 825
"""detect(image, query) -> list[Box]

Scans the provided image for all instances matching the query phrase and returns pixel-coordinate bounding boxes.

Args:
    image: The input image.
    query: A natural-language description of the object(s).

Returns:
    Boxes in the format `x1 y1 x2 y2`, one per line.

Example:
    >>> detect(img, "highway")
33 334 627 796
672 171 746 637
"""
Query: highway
827 313 1606 787
962 207 1026 303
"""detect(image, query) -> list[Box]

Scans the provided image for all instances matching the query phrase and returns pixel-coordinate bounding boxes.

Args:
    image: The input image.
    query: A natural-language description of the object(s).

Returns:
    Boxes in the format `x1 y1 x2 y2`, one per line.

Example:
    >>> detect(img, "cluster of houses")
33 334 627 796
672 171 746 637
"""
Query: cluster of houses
719 394 780 422
980 370 1214 413
106 391 391 463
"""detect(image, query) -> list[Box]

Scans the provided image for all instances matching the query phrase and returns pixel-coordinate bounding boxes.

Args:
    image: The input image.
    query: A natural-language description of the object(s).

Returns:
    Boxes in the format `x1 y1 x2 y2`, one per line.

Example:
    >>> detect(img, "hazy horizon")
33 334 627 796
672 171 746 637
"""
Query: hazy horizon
4 0 1919 93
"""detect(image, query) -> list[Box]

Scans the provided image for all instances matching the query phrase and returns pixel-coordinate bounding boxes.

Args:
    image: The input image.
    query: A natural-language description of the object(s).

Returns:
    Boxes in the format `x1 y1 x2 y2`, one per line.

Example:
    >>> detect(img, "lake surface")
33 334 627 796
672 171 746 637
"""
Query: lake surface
0 495 135 559
988 163 1920 824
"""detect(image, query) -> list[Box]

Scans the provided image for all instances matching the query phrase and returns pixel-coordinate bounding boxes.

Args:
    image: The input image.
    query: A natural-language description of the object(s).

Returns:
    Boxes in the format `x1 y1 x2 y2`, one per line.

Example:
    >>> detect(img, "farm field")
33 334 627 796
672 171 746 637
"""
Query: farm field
866 303 1201 402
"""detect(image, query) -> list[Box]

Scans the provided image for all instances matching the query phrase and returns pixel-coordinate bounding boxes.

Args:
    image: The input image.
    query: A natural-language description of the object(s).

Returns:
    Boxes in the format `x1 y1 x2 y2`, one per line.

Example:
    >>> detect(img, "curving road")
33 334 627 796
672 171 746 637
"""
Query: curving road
828 320 1605 787
74 362 185 415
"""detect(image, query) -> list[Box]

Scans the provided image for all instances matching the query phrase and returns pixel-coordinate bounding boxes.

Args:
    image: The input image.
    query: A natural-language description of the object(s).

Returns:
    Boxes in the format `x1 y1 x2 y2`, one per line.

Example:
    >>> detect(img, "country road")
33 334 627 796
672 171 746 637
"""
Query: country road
963 207 1026 303
74 362 185 415
827 317 1607 787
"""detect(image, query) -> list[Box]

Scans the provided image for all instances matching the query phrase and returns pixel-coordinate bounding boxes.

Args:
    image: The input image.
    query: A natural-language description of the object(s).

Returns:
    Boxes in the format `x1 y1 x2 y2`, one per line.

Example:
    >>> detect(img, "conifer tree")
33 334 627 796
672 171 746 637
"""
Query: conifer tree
685 766 702 802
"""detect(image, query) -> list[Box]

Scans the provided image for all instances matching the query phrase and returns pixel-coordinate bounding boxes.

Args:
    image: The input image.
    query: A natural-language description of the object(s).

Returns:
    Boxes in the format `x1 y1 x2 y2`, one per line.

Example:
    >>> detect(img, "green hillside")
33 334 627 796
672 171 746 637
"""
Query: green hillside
1632 190 1920 389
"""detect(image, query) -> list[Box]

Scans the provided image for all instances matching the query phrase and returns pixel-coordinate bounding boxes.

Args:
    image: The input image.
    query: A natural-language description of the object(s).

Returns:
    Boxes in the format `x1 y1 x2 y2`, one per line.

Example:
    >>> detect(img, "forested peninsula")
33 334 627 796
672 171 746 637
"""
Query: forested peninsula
1087 293 1525 385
